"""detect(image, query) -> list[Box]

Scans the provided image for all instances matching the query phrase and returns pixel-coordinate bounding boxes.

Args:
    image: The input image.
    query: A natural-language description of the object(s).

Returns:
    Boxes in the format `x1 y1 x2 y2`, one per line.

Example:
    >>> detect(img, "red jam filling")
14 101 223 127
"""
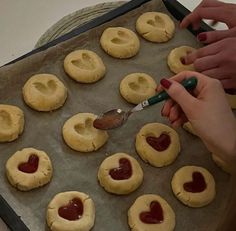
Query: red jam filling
18 154 39 173
183 171 207 193
146 134 171 151
109 158 132 180
139 201 164 224
58 198 83 221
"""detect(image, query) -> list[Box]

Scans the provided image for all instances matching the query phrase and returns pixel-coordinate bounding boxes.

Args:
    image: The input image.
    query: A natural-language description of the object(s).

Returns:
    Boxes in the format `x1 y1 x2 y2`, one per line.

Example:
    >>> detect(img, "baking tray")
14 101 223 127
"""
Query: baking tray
0 0 230 231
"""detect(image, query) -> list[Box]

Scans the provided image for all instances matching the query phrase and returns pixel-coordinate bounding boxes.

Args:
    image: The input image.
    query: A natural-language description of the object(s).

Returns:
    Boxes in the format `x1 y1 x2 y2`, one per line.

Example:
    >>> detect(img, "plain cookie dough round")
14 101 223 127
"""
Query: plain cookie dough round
183 122 198 136
23 74 67 112
171 166 216 207
120 73 157 104
135 123 180 167
0 104 24 142
128 194 175 231
212 154 231 174
98 153 143 195
62 113 109 152
47 191 95 231
226 93 236 109
6 148 53 191
64 50 106 83
167 46 196 74
136 12 175 43
100 27 140 59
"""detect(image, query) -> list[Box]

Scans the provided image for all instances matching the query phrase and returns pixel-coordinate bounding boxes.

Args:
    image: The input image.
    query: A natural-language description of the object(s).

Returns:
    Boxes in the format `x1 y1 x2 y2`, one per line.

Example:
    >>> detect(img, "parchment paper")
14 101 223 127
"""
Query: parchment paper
0 0 231 230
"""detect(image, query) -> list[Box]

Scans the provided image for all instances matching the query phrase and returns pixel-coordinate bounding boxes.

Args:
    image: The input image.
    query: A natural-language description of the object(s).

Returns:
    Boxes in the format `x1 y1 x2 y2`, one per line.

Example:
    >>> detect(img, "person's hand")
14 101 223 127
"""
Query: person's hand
180 0 236 30
159 71 236 163
183 37 236 89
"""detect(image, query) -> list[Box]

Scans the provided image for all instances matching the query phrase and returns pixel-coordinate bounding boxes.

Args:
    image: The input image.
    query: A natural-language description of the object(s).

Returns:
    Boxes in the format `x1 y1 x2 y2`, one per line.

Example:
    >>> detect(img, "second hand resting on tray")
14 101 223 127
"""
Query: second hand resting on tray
180 0 236 89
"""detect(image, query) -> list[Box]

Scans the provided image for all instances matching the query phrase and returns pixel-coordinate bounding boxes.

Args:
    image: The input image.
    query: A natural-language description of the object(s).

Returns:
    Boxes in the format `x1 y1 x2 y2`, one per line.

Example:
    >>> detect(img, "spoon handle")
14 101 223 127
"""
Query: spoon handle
147 77 198 106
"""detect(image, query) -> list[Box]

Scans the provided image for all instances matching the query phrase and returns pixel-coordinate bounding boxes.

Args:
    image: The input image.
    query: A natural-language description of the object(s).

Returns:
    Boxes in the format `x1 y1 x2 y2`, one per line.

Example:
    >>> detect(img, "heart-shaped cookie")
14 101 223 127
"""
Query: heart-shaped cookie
23 74 67 112
18 154 39 173
109 158 132 180
183 171 207 193
139 201 164 224
146 133 171 151
58 198 84 221
100 27 140 59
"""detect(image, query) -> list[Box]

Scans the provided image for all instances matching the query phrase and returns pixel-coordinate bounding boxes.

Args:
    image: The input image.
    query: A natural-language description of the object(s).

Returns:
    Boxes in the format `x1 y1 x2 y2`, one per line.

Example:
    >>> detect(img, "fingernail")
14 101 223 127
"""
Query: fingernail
197 33 206 42
160 78 172 89
180 57 186 65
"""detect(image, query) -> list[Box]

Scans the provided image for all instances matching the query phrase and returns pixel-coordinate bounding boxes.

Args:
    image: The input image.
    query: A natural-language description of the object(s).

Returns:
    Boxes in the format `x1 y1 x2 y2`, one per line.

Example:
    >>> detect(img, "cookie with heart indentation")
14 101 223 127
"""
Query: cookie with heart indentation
62 113 109 152
136 12 175 43
100 27 140 58
171 166 216 207
98 153 143 195
136 123 180 167
120 73 157 104
22 73 67 112
64 50 106 83
0 104 24 142
167 46 196 74
128 194 175 231
47 191 95 231
6 147 53 191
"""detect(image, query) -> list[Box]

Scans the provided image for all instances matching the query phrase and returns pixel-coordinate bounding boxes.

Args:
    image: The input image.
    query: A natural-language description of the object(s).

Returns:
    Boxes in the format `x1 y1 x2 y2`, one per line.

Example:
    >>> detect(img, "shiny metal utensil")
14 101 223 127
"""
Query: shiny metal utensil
93 77 197 130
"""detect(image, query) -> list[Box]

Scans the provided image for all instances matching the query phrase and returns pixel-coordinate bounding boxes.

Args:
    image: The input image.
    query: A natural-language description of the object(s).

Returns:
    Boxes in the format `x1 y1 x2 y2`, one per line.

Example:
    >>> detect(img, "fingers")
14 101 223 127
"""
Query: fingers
197 27 236 44
169 104 183 123
221 79 236 89
194 53 220 72
202 67 233 80
161 101 187 128
171 114 188 128
161 99 174 117
180 2 225 29
184 41 222 65
160 74 198 114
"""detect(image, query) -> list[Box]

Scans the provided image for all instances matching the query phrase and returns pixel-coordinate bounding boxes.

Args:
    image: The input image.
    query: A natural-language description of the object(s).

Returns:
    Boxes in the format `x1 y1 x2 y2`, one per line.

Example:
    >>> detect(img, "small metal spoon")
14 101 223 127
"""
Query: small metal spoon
93 77 197 130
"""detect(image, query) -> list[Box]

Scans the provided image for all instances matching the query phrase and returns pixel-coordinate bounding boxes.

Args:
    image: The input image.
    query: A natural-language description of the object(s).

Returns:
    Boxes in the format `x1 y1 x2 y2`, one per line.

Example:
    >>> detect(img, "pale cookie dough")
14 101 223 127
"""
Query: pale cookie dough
0 104 24 142
128 194 175 231
100 27 140 59
23 74 67 112
64 50 106 83
167 46 196 74
183 122 198 136
47 191 95 231
135 123 180 167
136 12 175 43
212 154 231 174
120 73 157 104
226 93 236 109
6 148 53 191
171 166 216 207
98 153 143 195
62 113 109 152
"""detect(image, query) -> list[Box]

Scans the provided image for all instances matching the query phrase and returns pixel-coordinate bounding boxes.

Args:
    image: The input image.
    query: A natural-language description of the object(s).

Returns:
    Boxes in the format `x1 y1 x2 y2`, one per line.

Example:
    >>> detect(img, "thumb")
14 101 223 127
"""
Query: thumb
160 78 197 114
